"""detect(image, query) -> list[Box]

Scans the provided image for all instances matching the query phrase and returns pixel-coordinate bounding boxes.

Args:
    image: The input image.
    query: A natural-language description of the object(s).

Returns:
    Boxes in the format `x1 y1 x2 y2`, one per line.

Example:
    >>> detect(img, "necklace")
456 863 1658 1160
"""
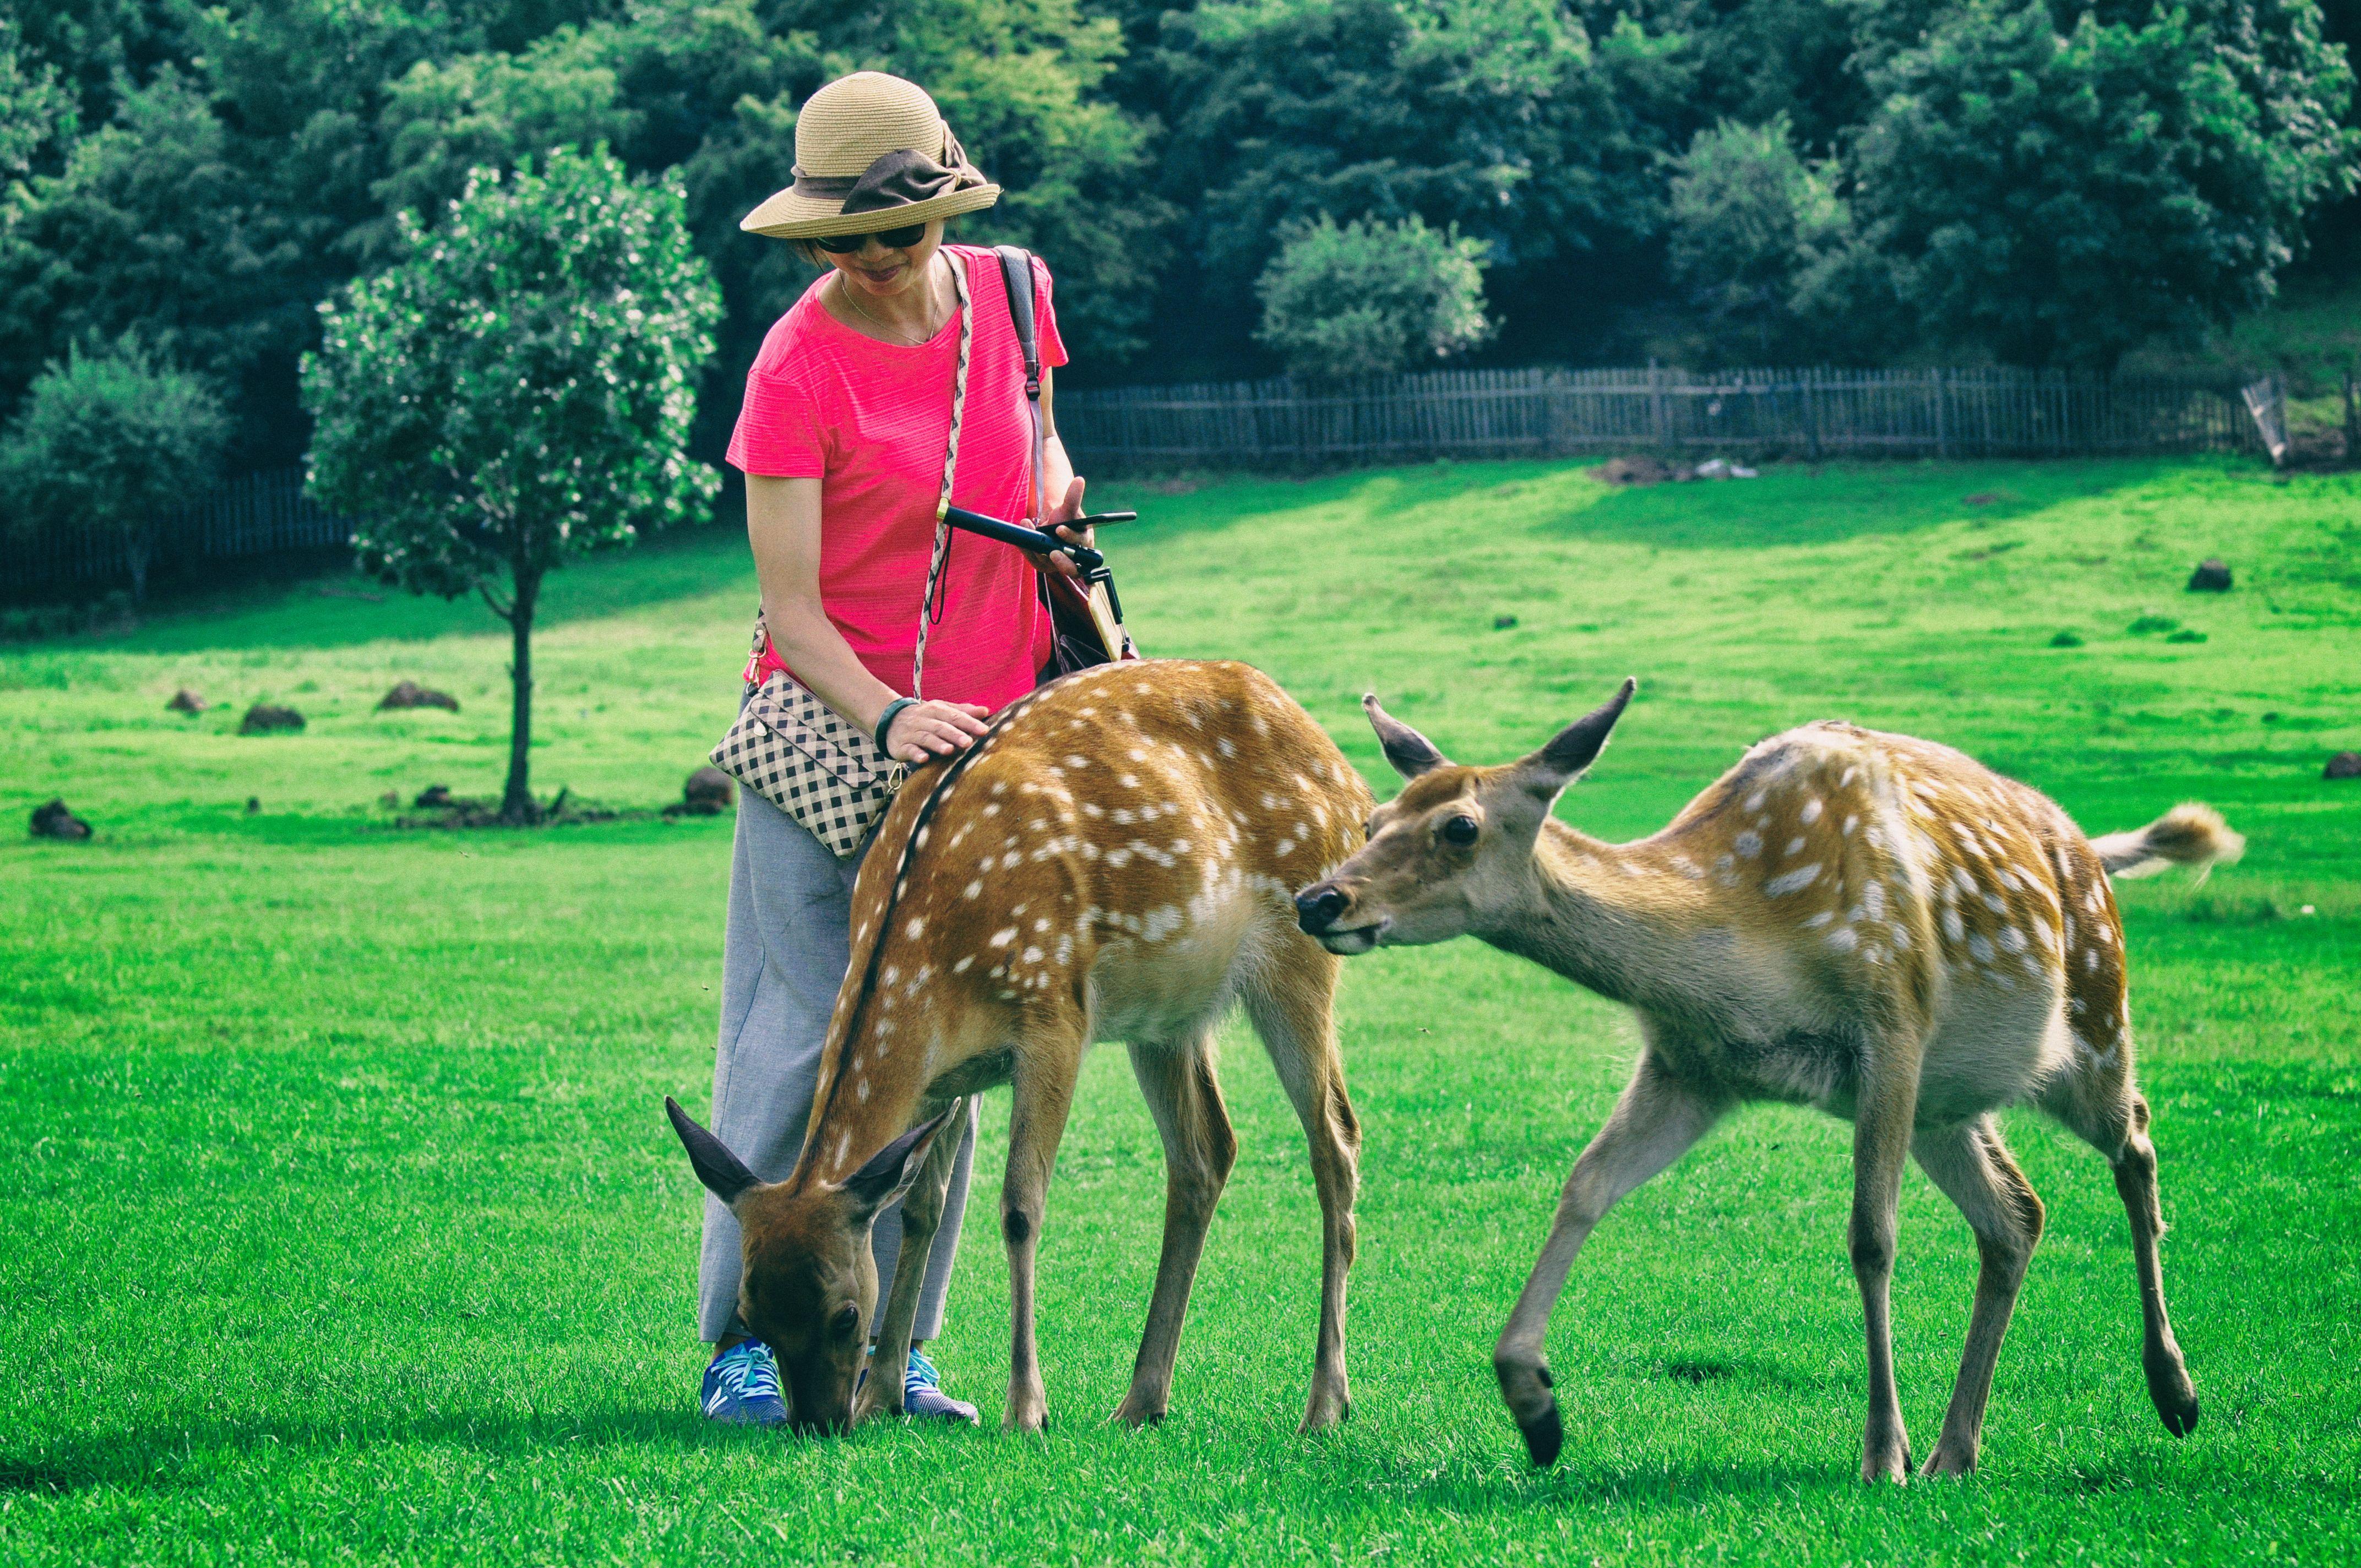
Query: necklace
838 256 950 346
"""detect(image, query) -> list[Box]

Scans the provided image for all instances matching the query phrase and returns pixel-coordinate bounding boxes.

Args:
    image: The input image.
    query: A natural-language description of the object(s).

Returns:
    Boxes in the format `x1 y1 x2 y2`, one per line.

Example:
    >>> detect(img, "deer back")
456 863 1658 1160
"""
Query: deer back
790 659 1373 1185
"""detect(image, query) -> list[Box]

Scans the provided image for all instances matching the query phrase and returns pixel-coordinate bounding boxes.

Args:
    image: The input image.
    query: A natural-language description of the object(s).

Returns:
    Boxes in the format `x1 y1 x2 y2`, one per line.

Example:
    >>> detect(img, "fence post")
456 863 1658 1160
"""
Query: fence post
1933 369 1949 459
1649 358 1667 448
2344 365 2359 462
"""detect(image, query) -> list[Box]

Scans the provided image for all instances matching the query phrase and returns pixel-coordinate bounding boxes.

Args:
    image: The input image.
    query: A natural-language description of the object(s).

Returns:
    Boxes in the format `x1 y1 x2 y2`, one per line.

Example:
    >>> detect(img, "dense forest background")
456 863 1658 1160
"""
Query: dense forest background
3 0 2357 476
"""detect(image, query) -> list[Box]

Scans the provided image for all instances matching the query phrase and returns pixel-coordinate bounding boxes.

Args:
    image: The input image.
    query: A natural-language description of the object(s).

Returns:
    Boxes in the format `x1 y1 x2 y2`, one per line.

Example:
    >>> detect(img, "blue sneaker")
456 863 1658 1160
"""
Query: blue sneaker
701 1340 787 1427
900 1348 978 1424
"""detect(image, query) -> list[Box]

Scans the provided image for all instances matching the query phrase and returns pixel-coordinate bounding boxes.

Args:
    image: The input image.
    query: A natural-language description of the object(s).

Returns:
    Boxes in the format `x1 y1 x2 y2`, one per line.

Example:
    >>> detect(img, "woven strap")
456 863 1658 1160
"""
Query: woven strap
911 255 974 700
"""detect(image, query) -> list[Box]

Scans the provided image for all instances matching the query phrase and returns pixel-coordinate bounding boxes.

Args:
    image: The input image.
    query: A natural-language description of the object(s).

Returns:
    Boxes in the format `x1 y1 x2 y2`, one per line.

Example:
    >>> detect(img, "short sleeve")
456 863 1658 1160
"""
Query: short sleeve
1032 257 1069 371
726 361 826 478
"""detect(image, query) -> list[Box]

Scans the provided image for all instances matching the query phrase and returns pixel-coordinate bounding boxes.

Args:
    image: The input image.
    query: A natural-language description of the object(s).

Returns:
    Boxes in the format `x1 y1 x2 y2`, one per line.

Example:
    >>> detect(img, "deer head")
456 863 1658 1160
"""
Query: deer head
1294 679 1636 953
663 1096 965 1431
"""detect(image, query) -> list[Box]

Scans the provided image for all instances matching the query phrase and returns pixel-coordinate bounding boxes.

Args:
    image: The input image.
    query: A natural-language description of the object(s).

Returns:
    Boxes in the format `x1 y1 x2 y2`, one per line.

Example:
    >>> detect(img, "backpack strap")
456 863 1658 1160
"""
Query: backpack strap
993 244 1046 525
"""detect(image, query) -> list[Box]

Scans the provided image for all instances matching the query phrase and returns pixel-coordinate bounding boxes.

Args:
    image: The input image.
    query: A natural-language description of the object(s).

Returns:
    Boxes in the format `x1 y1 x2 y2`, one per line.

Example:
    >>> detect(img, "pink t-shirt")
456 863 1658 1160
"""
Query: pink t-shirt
726 244 1069 714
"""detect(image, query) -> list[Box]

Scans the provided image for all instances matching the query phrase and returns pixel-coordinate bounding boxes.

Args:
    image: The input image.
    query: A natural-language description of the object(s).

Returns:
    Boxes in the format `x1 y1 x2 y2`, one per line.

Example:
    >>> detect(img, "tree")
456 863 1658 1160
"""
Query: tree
1665 117 1850 361
1255 213 1492 379
302 146 719 822
1846 0 2359 368
0 337 229 603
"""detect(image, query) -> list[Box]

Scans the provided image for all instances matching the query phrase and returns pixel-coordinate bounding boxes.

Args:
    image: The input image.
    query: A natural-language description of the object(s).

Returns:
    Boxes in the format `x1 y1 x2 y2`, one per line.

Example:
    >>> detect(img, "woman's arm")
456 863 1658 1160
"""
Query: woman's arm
746 474 989 763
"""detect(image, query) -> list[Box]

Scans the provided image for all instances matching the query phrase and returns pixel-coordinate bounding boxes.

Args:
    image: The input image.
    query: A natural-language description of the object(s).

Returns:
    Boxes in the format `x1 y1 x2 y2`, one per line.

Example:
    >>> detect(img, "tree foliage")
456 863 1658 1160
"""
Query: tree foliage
0 0 2356 472
302 145 718 819
1255 214 1493 379
0 337 229 602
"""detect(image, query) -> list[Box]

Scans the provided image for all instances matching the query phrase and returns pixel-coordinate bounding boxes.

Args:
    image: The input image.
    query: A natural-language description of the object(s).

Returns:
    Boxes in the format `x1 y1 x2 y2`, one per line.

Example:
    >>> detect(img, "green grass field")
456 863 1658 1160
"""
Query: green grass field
5 454 2358 1564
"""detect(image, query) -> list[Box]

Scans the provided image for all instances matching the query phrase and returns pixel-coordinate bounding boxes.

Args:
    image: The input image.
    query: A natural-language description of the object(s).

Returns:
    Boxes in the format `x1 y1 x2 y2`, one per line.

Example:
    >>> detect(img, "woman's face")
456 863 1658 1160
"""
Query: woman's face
826 220 946 299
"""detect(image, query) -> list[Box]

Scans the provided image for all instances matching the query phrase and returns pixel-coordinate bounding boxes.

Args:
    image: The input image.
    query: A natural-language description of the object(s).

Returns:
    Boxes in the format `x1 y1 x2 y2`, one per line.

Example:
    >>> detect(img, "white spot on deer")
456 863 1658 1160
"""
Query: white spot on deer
1887 922 1911 950
1862 881 1886 918
1216 737 1236 758
1033 917 1051 933
1064 755 1087 769
1799 797 1824 825
905 918 926 940
856 1077 871 1103
1998 925 2027 954
953 955 974 974
1273 838 1296 857
834 1131 850 1169
1120 774 1140 788
1021 946 1043 964
1745 790 1767 812
1805 909 1835 928
1766 864 1821 897
1670 854 1705 879
1782 836 1807 858
2084 948 2100 973
1981 891 2007 914
964 880 983 900
983 803 1002 818
1840 766 1859 787
1842 814 1859 837
1714 853 1739 886
1735 830 1764 858
989 927 1016 949
1968 933 1996 963
1826 926 1859 954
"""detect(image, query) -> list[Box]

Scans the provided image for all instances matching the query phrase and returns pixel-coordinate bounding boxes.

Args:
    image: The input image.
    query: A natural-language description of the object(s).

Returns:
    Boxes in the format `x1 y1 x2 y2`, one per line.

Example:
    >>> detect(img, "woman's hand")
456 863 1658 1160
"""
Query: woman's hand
885 699 992 763
1043 475 1092 581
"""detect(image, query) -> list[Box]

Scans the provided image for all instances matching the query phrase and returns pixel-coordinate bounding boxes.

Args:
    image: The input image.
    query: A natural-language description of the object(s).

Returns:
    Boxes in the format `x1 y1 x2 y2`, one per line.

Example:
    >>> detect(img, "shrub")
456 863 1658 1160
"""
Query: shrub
0 340 230 604
1254 214 1492 381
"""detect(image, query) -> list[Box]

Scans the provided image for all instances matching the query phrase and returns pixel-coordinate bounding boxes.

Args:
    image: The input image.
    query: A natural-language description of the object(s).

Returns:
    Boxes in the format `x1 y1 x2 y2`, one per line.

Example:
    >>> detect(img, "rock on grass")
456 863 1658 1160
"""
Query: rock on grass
29 798 91 840
240 704 305 735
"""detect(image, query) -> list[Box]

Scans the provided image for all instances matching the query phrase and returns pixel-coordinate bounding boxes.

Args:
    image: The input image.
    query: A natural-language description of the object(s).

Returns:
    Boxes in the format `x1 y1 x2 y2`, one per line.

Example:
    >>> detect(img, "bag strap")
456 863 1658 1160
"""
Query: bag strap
910 253 975 699
994 244 1047 528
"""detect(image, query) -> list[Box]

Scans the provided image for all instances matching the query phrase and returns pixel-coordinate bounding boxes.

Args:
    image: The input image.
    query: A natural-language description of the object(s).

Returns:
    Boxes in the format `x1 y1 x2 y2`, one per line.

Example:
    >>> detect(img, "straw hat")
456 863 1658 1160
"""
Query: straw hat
740 72 1000 240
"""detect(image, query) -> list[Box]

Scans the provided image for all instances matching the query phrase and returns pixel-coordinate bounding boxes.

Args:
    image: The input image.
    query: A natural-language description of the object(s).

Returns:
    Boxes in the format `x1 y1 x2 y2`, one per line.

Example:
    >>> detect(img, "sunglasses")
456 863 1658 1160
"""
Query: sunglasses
815 222 928 254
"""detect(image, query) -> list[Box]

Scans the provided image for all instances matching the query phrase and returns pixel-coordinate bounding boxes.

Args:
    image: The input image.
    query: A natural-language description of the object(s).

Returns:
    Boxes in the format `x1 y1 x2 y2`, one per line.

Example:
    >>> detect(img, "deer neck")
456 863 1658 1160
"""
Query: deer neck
795 1020 940 1191
1482 820 1716 1009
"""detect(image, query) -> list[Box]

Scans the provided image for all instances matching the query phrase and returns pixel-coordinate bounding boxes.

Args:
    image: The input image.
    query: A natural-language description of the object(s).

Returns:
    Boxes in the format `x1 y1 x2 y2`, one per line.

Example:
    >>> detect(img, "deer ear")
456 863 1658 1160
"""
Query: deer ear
1515 678 1637 799
1363 694 1449 778
666 1096 761 1207
840 1100 967 1219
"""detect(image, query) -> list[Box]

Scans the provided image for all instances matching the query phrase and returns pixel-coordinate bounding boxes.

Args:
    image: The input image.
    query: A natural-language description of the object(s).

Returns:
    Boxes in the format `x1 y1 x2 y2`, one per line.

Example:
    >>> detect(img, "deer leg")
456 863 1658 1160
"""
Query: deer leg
1002 1042 1082 1435
1111 1028 1236 1429
1849 1048 1922 1483
1911 1115 2044 1476
2044 1076 2201 1438
1245 960 1361 1434
1494 1050 1721 1467
856 1097 970 1425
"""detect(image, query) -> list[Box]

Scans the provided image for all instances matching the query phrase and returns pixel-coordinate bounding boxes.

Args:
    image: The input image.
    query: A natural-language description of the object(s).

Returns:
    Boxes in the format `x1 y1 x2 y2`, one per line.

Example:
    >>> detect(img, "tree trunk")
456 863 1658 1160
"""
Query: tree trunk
126 530 150 607
500 566 542 824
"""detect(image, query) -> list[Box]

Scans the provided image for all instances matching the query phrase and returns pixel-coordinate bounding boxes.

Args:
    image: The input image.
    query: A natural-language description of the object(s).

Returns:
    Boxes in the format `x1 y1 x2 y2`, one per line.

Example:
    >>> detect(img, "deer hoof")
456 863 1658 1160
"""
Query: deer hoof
1919 1443 1978 1478
1515 1401 1564 1468
1109 1397 1166 1430
1860 1445 1912 1483
1298 1386 1352 1434
2146 1355 2201 1436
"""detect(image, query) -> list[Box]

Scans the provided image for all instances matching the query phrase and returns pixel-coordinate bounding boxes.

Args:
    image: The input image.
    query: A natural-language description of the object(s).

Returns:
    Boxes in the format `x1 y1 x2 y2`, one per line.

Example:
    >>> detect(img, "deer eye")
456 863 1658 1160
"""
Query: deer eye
831 1303 861 1338
1441 814 1479 846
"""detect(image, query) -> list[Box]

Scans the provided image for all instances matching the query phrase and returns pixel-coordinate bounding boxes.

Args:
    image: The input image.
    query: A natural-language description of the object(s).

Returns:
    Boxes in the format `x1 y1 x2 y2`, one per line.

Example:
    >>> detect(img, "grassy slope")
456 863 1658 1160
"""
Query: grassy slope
3 455 2357 1564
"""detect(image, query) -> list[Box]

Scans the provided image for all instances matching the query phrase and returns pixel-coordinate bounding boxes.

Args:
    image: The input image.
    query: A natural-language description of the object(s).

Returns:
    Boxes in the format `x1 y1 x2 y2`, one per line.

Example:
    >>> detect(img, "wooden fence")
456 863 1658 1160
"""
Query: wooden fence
7 467 352 602
1058 364 2276 473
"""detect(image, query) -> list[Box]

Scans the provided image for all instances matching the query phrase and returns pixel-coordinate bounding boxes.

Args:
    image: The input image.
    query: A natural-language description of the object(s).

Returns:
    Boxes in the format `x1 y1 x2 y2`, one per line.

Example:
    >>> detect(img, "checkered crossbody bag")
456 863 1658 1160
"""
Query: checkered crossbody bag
709 258 976 858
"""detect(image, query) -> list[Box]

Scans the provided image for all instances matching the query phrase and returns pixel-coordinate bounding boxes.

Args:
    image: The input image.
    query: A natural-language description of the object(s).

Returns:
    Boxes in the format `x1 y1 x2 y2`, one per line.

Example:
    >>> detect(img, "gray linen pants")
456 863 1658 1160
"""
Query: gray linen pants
697 786 977 1343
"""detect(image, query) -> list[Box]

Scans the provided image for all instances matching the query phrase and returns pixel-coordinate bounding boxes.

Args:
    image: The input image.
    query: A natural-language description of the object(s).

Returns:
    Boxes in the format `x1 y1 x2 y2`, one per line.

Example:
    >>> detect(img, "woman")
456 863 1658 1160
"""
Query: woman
697 70 1092 1425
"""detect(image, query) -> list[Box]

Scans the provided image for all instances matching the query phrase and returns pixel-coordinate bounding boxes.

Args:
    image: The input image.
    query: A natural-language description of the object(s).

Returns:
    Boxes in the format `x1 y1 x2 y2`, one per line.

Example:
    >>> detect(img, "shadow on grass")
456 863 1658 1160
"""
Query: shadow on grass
52 523 757 658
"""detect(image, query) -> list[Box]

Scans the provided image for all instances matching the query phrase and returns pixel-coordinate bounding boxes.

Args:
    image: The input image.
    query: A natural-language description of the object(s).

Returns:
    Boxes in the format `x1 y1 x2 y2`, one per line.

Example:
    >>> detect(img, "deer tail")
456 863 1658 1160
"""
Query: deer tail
2090 803 2245 881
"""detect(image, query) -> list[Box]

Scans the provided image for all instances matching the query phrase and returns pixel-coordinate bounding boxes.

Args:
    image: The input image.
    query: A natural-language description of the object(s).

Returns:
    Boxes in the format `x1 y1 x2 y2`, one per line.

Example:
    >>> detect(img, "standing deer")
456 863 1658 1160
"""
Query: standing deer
1293 678 2234 1479
668 659 1373 1434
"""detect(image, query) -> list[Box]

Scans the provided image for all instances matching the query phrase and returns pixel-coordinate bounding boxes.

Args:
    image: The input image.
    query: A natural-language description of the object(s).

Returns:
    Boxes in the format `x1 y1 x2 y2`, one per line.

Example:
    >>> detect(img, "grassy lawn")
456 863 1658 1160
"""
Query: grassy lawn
4 453 2357 1564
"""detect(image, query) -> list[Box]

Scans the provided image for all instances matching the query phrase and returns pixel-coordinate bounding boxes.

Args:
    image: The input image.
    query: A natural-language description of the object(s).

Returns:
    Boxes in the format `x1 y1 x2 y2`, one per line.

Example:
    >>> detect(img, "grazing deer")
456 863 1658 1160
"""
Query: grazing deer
668 659 1373 1435
1293 679 2235 1479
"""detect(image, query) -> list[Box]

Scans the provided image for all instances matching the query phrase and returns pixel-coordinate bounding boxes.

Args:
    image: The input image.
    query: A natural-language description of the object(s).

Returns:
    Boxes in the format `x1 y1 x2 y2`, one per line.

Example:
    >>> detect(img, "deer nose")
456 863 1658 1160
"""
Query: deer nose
1294 885 1350 934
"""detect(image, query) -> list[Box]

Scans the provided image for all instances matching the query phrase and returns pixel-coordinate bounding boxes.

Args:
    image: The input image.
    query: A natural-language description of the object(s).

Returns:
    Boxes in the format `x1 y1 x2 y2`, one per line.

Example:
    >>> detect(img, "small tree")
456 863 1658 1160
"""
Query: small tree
1254 214 1492 380
303 145 719 823
1 339 230 605
1666 117 1851 361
